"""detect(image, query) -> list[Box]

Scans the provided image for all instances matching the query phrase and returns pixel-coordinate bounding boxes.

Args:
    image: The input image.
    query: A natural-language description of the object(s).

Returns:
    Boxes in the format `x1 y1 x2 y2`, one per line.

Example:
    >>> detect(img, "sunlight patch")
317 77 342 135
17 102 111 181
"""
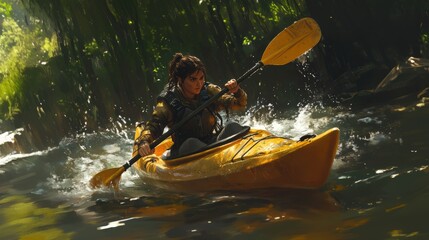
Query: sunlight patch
97 217 141 230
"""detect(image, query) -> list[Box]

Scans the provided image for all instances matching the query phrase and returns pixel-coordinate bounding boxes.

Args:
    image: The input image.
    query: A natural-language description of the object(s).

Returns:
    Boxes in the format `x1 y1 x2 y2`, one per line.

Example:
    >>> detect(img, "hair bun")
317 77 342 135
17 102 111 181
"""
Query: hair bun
173 53 184 64
167 53 206 90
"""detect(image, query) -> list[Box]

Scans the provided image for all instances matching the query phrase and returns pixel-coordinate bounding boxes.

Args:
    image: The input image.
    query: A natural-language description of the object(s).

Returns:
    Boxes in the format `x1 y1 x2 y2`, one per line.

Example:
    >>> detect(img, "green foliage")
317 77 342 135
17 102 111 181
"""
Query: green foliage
42 35 57 57
0 1 12 17
16 0 306 131
421 33 429 57
421 33 429 44
0 1 57 120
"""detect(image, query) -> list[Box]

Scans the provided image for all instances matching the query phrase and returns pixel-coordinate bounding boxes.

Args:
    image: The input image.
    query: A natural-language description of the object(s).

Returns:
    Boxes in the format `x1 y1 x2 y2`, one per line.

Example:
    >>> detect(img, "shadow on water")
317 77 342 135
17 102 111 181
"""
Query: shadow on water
81 188 343 239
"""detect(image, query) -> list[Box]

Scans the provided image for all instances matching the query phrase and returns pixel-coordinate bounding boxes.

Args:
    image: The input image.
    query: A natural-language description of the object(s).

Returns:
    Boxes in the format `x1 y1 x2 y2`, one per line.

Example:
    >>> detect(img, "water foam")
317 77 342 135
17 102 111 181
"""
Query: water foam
43 131 140 200
0 148 54 167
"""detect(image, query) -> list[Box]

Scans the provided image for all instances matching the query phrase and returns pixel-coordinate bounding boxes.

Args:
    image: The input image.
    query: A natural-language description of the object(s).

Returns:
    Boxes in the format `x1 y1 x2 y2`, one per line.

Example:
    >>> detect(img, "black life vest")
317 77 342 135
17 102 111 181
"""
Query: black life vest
158 83 222 147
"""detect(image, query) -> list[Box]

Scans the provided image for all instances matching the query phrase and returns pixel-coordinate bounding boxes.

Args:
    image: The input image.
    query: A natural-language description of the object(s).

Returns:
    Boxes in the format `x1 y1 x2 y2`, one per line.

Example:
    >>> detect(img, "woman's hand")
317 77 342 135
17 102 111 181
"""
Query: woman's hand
225 79 240 94
138 141 154 157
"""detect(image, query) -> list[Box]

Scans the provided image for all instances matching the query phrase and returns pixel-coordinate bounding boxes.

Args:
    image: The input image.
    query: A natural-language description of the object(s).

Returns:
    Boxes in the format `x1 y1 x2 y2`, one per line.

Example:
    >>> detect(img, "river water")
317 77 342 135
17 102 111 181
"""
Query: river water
1 92 429 239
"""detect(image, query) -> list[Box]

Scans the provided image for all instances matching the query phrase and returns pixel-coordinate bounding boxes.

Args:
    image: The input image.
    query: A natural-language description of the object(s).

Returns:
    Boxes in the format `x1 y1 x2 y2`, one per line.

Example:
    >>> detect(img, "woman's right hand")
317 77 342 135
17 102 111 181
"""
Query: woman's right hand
225 78 240 94
138 141 154 157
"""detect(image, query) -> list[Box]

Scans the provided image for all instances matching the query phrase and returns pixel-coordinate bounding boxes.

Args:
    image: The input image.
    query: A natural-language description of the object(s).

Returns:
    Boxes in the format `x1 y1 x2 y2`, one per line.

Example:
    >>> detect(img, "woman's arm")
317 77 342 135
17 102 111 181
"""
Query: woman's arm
136 100 173 156
207 81 247 112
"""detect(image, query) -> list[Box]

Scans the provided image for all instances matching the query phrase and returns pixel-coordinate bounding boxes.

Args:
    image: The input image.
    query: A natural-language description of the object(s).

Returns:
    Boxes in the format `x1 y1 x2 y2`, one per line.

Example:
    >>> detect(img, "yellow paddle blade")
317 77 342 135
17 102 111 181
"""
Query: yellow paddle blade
89 167 124 190
261 18 321 66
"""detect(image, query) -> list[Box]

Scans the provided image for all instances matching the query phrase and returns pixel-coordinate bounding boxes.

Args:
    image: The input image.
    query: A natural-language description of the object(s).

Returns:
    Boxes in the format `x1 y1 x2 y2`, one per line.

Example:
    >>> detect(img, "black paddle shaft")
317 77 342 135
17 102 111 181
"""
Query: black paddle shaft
122 61 264 170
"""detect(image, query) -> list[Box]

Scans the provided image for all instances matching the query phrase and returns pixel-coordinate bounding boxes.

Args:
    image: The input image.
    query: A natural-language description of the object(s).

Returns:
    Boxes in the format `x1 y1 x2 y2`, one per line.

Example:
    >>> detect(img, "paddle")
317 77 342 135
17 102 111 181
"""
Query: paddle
89 17 321 190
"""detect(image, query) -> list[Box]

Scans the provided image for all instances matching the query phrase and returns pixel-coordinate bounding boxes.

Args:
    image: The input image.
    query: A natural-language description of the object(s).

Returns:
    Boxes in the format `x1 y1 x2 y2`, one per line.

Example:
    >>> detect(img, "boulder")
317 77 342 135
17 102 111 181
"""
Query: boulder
339 57 429 108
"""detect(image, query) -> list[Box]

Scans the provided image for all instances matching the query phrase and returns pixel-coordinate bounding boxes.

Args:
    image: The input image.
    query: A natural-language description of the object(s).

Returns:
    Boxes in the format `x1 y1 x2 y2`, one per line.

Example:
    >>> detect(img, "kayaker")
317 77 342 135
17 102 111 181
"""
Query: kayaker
137 53 247 159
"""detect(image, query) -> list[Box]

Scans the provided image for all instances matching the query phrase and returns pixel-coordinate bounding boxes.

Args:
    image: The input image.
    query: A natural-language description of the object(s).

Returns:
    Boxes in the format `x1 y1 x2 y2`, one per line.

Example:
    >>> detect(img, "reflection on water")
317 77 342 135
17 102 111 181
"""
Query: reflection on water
0 195 75 239
80 189 342 239
1 101 428 239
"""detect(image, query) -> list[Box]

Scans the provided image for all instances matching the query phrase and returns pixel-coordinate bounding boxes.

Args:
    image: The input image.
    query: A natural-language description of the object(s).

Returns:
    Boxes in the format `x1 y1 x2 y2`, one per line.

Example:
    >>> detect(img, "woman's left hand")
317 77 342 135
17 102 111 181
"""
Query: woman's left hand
225 79 240 93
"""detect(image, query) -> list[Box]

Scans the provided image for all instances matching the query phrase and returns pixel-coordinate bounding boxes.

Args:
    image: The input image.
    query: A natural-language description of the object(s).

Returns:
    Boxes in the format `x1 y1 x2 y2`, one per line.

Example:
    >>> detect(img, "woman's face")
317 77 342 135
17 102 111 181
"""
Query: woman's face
180 70 205 99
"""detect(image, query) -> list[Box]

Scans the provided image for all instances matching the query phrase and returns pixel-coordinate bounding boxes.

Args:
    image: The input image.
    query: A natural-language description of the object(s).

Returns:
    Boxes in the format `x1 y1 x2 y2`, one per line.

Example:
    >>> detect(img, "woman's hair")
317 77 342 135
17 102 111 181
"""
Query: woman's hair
167 53 206 90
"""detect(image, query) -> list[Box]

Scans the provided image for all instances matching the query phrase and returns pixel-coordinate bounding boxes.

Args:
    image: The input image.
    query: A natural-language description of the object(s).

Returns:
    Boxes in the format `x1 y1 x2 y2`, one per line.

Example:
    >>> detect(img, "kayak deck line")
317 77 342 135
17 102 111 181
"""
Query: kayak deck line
230 134 292 162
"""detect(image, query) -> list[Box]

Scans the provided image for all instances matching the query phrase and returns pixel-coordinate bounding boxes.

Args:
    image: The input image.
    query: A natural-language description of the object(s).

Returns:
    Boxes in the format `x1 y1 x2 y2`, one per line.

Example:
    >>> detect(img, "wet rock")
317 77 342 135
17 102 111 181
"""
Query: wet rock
333 64 390 93
0 128 24 156
418 87 429 100
0 126 39 156
339 57 429 108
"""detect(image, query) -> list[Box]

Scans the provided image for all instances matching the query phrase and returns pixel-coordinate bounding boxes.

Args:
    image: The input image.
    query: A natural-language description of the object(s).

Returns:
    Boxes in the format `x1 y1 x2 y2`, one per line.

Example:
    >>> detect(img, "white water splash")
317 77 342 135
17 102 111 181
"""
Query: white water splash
366 132 390 145
0 128 24 145
43 132 140 200
0 148 54 167
240 103 354 170
357 117 382 124
103 144 122 154
237 103 333 139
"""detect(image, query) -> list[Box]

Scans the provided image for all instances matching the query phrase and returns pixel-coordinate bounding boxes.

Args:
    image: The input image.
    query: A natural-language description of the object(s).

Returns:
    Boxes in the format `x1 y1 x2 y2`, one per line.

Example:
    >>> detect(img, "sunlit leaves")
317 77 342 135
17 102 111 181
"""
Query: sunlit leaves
42 35 57 57
0 18 26 119
0 6 57 120
269 2 281 22
0 1 12 17
83 38 99 56
0 19 25 73
421 33 429 44
242 35 256 46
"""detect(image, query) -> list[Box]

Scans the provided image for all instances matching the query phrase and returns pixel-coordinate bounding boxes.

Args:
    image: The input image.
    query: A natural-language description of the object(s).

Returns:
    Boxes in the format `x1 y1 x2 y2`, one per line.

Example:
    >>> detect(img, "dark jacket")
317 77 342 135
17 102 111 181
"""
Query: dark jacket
137 82 247 148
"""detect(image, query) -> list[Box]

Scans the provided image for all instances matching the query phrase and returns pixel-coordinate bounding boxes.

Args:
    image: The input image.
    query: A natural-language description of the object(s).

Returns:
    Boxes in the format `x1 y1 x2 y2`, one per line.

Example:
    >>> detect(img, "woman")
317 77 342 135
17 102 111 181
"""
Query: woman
137 53 247 159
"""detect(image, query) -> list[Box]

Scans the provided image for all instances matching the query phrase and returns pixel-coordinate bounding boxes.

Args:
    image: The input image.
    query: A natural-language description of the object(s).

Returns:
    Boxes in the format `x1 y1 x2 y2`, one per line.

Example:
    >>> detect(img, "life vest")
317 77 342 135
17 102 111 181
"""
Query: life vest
158 82 222 147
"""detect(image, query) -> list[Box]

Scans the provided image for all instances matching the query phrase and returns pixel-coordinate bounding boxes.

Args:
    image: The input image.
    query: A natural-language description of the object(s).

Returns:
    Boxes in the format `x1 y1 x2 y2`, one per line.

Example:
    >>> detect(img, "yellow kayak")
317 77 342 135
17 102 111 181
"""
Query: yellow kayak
132 127 340 192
